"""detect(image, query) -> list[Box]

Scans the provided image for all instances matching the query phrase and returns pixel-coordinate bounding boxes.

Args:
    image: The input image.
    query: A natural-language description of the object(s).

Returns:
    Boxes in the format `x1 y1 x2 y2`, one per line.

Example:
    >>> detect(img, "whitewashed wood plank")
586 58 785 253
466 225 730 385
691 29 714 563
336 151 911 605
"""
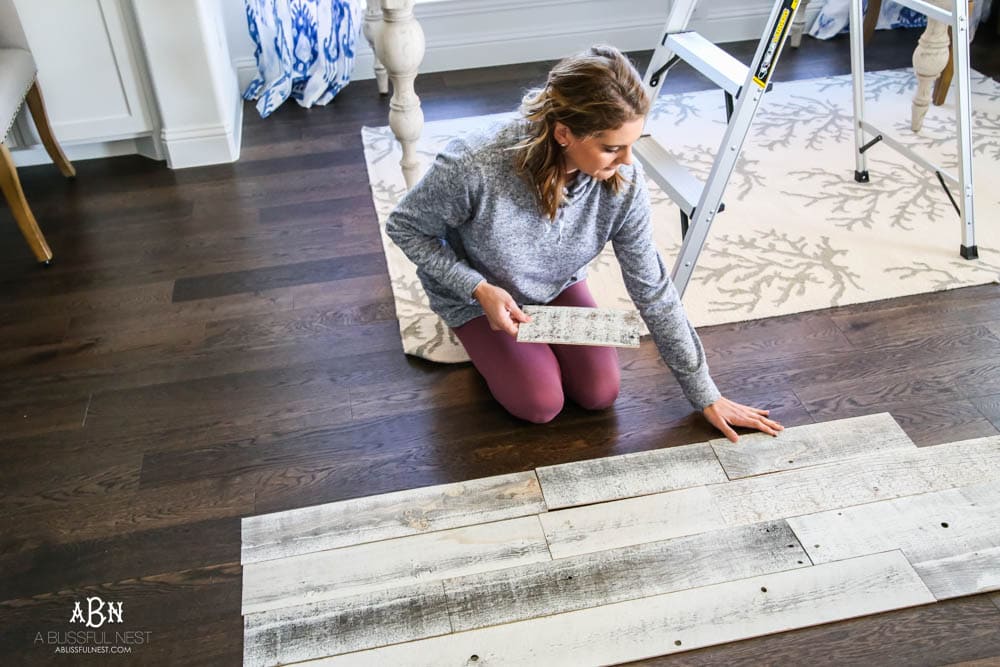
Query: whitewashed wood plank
443 520 810 632
538 485 724 559
710 412 915 479
241 471 546 564
244 580 451 667
715 435 1000 526
914 546 1000 599
308 551 933 667
536 441 728 510
516 306 641 348
789 481 1000 599
539 436 1000 560
242 516 551 615
788 482 1000 564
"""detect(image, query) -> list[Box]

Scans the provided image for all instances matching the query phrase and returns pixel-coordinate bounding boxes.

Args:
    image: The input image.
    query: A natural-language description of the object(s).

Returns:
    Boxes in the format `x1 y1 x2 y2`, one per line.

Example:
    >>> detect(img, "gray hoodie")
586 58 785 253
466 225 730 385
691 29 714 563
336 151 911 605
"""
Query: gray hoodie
385 119 721 409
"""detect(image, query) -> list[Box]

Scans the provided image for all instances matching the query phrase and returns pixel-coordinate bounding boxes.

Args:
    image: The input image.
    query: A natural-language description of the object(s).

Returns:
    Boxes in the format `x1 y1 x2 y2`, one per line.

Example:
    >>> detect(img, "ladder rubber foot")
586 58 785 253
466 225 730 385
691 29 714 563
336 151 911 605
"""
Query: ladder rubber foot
960 244 979 260
854 170 870 183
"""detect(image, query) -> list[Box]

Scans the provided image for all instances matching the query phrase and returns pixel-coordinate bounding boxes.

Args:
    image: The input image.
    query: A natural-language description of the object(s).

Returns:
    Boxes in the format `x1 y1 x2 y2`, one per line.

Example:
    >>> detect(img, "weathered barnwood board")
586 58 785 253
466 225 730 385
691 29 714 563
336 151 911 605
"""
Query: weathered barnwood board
789 481 1000 599
516 306 641 348
242 516 551 614
538 485 724 559
715 436 1000 526
241 471 546 564
539 437 1000 559
243 581 451 667
710 412 914 479
307 551 933 666
443 520 809 632
535 441 727 510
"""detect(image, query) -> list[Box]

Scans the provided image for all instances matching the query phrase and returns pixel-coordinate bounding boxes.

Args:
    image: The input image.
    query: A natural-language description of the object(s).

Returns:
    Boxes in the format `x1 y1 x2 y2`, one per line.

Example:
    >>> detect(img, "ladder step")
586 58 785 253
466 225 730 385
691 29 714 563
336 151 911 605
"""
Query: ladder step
665 31 748 97
633 135 703 217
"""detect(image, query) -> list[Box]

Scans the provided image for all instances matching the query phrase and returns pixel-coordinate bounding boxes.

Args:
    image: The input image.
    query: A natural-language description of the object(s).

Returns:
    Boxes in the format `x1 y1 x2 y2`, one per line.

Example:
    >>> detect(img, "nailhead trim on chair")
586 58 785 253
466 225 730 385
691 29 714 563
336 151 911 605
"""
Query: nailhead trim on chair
2 76 37 144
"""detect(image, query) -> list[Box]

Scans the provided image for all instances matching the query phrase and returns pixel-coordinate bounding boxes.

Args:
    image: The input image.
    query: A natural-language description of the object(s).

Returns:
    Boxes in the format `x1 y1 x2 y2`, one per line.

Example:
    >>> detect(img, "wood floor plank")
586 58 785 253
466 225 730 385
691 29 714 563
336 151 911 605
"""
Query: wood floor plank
309 551 933 666
709 412 914 479
242 515 551 615
0 395 90 441
244 581 451 667
886 398 1000 447
241 471 545 564
442 520 809 633
538 485 723 559
171 252 387 302
0 517 239 602
972 392 1000 433
2 474 256 554
788 481 1000 599
535 441 727 510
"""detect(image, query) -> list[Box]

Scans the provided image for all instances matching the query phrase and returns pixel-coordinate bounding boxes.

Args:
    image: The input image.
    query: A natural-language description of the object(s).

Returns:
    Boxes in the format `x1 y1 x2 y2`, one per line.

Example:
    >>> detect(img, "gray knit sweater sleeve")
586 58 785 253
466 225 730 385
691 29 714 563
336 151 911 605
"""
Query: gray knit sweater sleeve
612 174 721 409
385 137 486 299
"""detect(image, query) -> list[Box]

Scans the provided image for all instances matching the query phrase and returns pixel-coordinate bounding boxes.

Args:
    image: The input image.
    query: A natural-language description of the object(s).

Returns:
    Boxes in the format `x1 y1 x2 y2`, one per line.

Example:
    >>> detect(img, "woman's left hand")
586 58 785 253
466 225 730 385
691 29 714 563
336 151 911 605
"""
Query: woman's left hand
702 397 784 443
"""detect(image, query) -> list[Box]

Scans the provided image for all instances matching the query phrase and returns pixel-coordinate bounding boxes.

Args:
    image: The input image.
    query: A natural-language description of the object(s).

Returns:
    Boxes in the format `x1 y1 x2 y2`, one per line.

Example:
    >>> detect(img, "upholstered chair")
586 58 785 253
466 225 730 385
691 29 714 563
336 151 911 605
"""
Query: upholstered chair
1 0 75 264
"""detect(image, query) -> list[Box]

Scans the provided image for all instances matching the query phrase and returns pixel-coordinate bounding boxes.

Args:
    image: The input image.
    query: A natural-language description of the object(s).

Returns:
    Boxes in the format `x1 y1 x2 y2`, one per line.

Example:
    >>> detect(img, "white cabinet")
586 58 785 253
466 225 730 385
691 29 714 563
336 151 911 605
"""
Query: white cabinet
10 0 157 150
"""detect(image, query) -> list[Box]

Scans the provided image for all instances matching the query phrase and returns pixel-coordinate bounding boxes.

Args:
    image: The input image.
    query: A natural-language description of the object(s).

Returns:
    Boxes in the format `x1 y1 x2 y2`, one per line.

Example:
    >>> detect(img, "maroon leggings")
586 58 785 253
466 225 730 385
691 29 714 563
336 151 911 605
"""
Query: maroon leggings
453 281 620 424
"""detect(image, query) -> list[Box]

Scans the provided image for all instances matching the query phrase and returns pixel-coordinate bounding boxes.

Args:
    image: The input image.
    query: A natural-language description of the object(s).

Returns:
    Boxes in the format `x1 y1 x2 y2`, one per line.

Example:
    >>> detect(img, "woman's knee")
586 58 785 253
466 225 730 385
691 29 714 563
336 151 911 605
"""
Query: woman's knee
574 376 620 411
503 385 565 423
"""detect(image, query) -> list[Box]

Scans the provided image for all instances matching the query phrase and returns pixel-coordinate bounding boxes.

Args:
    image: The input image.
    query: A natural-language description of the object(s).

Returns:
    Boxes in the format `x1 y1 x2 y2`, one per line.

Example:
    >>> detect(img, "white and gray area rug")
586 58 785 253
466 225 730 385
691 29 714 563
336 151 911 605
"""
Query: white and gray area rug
362 68 1000 363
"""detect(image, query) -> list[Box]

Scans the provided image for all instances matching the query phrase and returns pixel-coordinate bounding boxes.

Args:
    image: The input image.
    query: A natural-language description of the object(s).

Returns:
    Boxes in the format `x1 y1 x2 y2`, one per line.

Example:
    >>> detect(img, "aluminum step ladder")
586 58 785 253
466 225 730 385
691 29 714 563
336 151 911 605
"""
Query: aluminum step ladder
635 0 802 297
849 0 977 259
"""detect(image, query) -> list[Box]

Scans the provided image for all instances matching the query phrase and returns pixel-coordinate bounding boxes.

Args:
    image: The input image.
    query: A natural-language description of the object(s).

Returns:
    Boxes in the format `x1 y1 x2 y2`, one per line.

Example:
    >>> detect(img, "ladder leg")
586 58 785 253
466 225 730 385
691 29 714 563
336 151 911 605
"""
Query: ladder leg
671 0 802 297
952 0 977 258
672 86 768 296
641 0 699 107
849 0 870 182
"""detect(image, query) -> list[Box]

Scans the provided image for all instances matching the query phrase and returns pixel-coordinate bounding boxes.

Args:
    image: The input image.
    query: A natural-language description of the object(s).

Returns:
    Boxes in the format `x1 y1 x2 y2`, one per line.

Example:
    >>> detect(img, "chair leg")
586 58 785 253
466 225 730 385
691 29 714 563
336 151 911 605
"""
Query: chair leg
24 80 75 178
0 143 53 263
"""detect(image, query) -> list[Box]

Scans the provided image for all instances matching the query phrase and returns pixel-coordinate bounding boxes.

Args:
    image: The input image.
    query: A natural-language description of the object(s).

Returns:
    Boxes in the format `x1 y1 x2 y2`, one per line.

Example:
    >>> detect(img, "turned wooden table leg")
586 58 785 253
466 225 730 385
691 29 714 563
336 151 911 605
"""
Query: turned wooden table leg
912 0 952 131
363 3 389 95
377 0 425 189
932 1 974 106
790 0 810 48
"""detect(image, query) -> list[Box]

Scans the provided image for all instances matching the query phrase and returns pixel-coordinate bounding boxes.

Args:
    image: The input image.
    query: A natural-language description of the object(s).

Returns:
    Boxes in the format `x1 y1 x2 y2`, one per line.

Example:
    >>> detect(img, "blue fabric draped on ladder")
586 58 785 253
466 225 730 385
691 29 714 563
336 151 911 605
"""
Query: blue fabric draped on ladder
243 0 362 117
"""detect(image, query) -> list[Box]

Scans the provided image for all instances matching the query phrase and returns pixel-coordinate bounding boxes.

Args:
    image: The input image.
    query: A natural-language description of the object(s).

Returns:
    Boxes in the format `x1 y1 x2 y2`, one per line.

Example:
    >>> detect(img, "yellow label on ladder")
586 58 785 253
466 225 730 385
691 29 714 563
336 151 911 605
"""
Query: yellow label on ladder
753 0 799 88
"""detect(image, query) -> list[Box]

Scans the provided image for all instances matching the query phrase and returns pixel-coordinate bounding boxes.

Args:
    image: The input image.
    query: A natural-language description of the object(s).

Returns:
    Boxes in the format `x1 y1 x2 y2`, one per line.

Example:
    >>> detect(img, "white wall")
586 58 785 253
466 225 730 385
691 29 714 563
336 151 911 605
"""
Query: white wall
226 0 824 92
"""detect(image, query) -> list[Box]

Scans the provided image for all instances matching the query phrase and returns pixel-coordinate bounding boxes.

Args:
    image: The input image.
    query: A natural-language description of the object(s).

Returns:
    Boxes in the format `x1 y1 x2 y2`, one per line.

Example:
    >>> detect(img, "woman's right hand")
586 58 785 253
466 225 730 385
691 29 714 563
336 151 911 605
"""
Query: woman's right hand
473 281 531 337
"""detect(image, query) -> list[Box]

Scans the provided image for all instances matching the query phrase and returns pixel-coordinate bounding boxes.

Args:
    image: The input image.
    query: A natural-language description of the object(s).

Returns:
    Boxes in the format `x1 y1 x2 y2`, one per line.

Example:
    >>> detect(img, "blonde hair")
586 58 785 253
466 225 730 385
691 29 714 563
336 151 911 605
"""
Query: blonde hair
512 45 650 220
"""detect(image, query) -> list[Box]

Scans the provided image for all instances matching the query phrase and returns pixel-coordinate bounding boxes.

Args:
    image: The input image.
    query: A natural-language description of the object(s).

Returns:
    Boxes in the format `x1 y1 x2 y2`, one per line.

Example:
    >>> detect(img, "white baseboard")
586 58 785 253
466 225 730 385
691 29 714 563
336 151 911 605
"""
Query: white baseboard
160 111 242 169
10 137 158 168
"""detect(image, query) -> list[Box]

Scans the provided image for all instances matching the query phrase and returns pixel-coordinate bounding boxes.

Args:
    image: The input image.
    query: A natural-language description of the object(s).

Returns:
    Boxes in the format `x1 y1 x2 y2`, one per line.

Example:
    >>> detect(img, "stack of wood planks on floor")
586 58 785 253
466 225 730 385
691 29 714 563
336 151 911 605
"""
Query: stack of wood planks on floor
239 413 1000 666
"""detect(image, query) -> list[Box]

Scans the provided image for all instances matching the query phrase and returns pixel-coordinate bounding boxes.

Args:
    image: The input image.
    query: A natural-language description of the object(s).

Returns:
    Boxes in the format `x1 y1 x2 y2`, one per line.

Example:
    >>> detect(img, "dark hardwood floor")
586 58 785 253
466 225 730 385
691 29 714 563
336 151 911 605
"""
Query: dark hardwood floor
2 27 1000 666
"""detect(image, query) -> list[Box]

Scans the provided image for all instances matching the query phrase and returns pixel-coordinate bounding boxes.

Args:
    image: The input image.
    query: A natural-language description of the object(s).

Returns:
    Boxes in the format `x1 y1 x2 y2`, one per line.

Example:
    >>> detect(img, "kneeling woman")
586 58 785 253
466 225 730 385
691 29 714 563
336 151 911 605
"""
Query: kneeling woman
386 45 782 442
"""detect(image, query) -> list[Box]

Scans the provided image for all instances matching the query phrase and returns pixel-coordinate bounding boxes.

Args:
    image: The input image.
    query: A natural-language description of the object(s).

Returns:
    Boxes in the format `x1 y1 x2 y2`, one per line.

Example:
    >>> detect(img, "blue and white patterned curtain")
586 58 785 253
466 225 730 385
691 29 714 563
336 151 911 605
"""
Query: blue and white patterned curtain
243 0 362 117
809 0 994 39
